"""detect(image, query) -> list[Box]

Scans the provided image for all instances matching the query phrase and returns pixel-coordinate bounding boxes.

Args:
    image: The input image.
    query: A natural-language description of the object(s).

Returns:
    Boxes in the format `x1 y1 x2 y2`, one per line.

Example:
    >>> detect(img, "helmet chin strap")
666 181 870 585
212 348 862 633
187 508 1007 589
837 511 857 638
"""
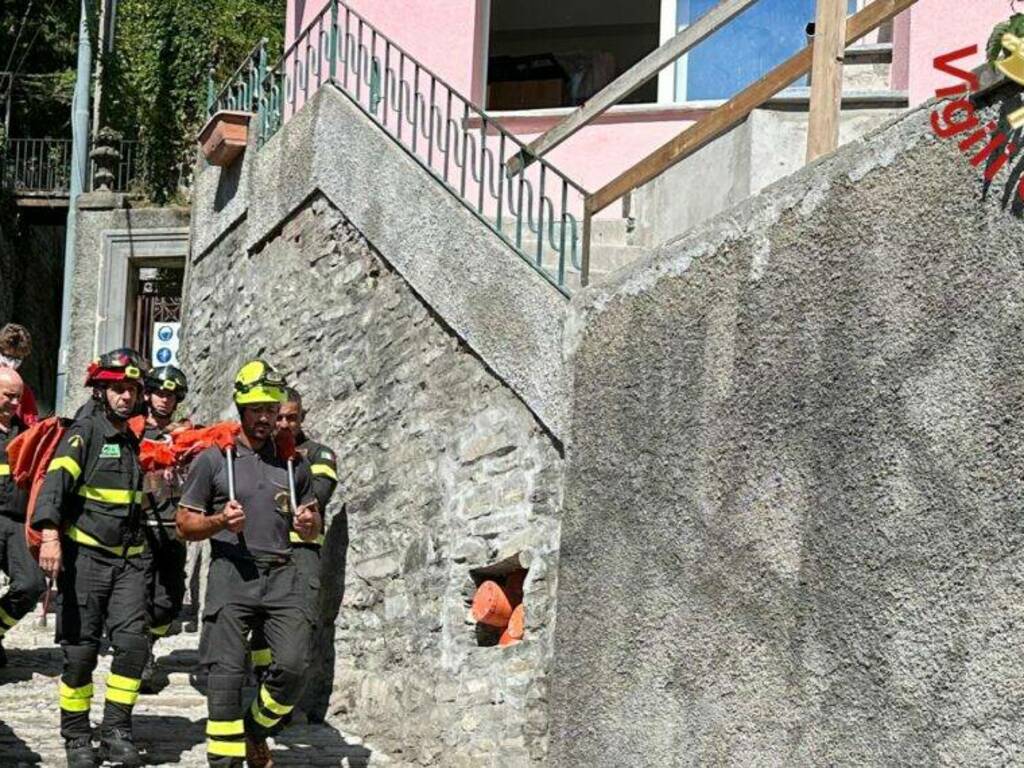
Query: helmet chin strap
93 385 131 423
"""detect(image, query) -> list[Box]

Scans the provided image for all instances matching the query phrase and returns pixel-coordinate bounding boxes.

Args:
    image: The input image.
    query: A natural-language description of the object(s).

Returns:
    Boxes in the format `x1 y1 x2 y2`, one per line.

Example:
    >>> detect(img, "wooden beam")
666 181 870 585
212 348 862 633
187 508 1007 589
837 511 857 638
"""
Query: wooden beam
806 0 848 162
504 0 761 177
588 0 921 214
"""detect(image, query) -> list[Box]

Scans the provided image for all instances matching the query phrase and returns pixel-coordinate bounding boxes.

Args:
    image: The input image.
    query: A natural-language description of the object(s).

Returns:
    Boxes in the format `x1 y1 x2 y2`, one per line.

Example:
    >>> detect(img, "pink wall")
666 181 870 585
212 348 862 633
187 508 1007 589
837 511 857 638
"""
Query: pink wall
893 0 1007 105
491 109 710 196
289 0 483 100
281 0 1012 200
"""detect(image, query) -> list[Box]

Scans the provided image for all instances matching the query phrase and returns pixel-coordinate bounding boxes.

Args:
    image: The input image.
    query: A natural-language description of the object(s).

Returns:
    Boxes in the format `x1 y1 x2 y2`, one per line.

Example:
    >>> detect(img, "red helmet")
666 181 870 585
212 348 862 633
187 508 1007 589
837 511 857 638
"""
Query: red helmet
85 348 146 387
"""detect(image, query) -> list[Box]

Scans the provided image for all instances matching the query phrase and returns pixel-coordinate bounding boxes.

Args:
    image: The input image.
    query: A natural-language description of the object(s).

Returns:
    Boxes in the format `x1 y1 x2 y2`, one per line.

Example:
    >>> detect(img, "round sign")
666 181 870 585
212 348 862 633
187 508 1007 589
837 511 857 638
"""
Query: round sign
156 347 173 364
157 326 174 342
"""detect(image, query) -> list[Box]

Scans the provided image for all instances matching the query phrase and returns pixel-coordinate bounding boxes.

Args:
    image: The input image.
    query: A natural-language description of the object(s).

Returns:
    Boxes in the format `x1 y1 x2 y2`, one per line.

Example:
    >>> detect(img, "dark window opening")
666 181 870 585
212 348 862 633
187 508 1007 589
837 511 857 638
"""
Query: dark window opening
486 0 661 111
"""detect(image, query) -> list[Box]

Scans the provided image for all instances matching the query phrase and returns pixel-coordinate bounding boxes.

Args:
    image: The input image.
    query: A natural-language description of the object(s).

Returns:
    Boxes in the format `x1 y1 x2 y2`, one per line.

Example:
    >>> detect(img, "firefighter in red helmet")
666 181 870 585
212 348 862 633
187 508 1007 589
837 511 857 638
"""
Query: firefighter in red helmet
31 349 149 768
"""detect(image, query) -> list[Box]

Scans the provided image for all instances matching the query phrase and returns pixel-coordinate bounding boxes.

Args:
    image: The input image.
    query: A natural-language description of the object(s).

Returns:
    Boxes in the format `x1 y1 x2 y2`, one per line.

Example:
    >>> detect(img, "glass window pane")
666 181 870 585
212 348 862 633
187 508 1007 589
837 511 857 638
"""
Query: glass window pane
679 0 818 100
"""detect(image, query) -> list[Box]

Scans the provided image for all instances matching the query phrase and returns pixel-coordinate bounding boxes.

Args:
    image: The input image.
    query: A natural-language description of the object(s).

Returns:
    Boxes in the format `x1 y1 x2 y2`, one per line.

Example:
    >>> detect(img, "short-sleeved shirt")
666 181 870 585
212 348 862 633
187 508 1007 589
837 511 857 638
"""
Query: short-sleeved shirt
179 439 314 559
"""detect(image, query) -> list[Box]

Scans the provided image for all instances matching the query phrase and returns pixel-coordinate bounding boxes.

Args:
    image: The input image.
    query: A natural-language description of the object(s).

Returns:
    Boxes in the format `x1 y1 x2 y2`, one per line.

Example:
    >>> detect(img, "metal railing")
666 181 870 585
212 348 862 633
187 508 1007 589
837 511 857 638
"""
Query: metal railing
210 0 916 293
1 137 140 195
207 39 268 116
208 0 587 294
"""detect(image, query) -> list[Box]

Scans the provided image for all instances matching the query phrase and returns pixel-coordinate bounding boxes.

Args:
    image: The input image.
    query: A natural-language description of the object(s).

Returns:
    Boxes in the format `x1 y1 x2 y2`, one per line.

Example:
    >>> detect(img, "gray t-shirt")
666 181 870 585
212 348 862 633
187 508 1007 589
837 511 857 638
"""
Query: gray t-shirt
180 440 314 559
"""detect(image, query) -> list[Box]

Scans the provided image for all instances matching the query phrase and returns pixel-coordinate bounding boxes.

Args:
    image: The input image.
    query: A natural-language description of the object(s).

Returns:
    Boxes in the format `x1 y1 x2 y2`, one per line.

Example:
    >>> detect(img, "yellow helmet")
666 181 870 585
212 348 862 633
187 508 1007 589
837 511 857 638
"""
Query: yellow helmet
233 360 287 405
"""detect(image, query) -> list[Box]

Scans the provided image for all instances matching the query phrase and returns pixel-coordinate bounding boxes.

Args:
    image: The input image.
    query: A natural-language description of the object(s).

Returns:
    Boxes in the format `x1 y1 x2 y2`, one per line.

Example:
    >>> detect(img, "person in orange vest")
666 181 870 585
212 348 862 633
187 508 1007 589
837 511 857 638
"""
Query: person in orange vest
138 365 190 692
0 323 39 425
0 366 45 667
31 349 149 768
176 360 321 768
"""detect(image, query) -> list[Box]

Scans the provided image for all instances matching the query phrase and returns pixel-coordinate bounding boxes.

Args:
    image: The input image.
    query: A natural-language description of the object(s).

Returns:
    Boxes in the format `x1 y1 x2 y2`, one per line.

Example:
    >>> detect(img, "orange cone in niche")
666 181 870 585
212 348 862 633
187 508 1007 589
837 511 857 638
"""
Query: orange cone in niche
471 581 513 628
499 605 524 646
506 604 524 639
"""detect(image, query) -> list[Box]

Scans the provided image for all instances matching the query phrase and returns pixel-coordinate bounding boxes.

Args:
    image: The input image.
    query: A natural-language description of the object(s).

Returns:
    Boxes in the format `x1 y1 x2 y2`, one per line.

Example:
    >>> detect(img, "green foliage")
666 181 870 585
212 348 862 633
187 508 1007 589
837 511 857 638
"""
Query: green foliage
0 0 80 137
1 0 284 203
987 14 1024 68
104 0 285 203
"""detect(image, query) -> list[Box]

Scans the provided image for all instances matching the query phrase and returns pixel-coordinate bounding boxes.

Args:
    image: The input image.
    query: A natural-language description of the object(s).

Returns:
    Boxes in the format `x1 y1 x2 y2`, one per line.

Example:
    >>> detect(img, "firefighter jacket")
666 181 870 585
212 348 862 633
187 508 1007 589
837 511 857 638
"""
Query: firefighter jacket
141 423 183 529
290 434 338 547
0 414 27 521
31 400 145 556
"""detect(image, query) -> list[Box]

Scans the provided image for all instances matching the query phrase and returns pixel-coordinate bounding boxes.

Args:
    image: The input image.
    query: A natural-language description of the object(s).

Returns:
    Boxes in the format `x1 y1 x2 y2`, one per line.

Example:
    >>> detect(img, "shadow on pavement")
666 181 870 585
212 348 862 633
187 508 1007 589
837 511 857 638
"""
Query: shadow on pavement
0 645 62 685
273 720 373 767
0 717 43 765
133 713 205 765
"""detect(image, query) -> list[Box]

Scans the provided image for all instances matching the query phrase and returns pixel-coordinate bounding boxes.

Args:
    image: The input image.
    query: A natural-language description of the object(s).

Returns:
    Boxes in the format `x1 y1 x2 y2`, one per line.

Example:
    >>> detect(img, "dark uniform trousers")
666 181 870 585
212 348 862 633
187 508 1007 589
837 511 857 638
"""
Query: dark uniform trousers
31 401 149 741
0 515 46 640
143 527 187 639
250 435 335 678
250 543 320 675
0 416 45 640
201 553 312 765
57 541 148 740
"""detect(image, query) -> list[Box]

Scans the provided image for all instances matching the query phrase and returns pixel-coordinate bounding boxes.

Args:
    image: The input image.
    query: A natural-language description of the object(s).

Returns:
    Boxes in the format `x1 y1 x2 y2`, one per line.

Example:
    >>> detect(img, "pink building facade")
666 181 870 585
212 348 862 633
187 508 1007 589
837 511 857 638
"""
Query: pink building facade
282 0 1009 200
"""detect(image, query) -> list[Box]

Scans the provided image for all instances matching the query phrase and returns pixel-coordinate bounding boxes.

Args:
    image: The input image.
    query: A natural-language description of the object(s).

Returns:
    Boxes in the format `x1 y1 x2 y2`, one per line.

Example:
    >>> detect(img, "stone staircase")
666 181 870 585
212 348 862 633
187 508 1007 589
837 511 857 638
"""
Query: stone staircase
0 614 382 767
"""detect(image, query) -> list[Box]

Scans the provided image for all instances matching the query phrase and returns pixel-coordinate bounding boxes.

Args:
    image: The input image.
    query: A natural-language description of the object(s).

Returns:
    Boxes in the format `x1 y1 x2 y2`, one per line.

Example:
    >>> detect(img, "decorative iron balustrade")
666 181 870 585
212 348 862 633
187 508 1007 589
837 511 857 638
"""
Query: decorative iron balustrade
208 1 589 294
1 137 140 195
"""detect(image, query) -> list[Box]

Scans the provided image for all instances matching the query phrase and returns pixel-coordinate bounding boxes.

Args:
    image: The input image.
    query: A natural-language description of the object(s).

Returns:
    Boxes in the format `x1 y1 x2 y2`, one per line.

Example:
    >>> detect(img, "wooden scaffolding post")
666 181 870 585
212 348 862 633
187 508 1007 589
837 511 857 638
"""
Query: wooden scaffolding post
806 0 848 163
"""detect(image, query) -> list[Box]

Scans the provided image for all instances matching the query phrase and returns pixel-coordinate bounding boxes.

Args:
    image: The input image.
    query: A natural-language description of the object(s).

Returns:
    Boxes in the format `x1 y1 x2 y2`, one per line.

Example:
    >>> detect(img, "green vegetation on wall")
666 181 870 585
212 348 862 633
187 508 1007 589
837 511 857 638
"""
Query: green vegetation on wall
0 0 284 204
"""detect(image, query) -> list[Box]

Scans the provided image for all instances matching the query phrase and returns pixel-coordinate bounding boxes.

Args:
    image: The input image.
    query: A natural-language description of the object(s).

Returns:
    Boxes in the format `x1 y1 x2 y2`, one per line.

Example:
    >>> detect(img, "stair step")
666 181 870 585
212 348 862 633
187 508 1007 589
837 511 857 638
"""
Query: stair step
770 88 907 109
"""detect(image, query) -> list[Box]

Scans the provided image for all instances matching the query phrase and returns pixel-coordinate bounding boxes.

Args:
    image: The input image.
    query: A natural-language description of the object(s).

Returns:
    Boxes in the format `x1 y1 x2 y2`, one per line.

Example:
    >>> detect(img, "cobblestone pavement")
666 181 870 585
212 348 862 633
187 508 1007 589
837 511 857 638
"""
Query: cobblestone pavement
0 613 382 767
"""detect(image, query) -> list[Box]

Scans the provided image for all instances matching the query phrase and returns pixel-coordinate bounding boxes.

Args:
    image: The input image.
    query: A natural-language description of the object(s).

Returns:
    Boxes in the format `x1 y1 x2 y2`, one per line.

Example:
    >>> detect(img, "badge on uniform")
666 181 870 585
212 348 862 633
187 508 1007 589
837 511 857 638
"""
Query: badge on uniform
100 443 122 459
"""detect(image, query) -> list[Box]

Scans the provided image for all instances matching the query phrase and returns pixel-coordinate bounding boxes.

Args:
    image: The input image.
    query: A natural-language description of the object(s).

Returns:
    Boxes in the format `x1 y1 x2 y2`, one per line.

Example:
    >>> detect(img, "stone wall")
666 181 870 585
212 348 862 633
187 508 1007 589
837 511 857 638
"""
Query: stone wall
181 195 563 767
550 84 1024 766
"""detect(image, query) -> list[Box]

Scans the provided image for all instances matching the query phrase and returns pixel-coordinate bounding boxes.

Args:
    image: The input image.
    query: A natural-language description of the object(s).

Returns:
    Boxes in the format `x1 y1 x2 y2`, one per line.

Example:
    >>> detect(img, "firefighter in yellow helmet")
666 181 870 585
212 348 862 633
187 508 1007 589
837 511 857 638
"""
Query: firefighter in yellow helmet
175 360 322 767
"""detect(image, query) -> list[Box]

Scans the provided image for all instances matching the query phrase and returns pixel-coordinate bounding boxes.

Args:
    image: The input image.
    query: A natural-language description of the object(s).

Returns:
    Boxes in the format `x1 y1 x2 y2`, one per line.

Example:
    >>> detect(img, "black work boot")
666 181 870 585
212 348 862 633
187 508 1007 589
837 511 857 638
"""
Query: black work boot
65 736 97 768
99 727 142 767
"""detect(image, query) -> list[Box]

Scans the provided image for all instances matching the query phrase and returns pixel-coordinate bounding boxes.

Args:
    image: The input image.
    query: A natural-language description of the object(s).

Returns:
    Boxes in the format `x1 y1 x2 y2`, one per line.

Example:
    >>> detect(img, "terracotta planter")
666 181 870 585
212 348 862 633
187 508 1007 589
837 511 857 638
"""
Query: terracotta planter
198 110 251 167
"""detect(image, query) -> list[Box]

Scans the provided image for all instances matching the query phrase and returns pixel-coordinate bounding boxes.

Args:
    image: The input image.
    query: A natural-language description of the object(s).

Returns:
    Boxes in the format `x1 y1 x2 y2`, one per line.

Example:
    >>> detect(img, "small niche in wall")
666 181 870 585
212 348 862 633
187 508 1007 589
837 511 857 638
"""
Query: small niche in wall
469 555 527 648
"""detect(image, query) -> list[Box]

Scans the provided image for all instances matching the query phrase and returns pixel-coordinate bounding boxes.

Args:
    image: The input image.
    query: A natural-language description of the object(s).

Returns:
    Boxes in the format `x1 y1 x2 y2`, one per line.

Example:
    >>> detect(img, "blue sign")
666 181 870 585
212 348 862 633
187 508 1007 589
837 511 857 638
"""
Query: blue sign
157 326 174 342
156 347 173 364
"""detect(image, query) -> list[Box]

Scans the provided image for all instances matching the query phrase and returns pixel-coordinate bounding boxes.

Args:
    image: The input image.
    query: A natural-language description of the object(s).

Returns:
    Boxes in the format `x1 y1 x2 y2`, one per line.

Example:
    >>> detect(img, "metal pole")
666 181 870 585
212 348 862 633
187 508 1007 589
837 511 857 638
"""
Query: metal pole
91 0 112 138
56 0 94 414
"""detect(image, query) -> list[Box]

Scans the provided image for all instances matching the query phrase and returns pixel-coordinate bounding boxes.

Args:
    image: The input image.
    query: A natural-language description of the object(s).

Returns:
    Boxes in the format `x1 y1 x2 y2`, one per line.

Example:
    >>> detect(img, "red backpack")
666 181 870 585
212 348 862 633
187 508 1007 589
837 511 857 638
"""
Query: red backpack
6 417 71 560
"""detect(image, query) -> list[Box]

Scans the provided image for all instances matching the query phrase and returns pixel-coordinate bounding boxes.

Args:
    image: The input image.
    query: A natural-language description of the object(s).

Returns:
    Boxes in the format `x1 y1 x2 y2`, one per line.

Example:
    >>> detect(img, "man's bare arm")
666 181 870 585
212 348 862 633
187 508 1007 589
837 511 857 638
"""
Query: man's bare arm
176 500 246 541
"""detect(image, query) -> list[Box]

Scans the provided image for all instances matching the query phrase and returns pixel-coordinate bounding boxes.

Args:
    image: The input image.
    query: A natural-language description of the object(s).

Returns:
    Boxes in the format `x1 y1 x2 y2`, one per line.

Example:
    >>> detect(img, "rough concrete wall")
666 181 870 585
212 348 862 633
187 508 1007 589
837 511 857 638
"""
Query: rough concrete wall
551 86 1024 766
632 107 901 249
181 195 563 767
64 200 189 413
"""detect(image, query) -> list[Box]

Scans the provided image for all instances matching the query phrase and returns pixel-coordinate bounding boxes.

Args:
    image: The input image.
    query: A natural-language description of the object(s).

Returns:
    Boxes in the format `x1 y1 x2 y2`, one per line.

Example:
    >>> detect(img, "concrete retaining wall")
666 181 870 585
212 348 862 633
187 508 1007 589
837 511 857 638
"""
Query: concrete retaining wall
550 84 1024 766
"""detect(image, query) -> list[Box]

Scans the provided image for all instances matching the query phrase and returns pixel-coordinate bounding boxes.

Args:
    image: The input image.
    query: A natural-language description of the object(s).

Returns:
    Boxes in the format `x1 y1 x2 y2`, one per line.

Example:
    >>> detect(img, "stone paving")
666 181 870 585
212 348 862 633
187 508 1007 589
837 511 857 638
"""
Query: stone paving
0 613 383 767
